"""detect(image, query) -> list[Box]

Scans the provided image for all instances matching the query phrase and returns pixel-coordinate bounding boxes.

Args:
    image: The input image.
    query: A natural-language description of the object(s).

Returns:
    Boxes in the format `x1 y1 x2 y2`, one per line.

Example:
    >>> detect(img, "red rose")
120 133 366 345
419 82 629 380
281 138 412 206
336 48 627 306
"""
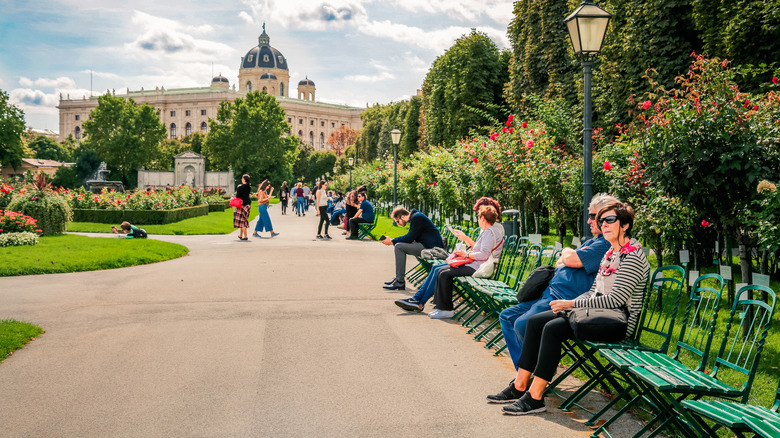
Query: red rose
526 140 534 148
603 161 612 171
744 99 750 108
472 157 478 163
754 105 759 111
521 122 528 128
502 127 508 133
508 114 514 122
773 77 778 84
506 120 511 127
701 220 709 227
432 181 437 185
641 100 652 110
508 128 513 133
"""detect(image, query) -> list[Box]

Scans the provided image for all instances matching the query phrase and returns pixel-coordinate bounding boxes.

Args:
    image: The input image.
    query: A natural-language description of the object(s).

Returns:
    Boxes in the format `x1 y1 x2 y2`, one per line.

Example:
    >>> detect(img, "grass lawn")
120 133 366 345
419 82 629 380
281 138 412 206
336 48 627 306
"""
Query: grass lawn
67 207 259 235
0 320 44 363
0 234 189 276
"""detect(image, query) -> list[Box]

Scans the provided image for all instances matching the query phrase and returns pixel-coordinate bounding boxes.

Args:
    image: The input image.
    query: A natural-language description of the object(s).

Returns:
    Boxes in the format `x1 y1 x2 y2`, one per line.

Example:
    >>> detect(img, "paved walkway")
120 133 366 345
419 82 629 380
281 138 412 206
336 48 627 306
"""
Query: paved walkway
0 204 648 437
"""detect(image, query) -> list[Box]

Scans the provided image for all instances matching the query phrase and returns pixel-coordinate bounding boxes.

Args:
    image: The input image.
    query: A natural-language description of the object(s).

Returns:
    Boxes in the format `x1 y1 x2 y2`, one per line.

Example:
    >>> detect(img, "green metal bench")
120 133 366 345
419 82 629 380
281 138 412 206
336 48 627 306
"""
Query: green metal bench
357 213 379 240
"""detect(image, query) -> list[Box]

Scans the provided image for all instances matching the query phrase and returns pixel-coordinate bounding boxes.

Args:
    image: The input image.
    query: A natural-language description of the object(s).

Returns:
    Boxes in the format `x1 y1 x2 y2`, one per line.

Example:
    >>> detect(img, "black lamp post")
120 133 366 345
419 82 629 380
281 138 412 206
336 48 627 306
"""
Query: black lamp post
390 128 402 207
348 156 354 190
564 0 611 238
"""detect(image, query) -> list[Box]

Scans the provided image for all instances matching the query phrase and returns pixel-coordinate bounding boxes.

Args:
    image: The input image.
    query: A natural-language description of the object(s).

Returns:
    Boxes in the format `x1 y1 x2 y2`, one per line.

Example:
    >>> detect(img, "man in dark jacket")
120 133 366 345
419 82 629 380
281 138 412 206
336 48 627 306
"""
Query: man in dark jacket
381 207 444 290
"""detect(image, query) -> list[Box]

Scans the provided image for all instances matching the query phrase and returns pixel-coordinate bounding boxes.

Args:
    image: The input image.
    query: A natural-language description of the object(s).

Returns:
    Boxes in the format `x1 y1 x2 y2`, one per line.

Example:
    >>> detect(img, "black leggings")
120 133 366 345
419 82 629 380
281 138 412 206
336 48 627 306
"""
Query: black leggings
317 206 329 235
515 310 574 382
432 265 476 311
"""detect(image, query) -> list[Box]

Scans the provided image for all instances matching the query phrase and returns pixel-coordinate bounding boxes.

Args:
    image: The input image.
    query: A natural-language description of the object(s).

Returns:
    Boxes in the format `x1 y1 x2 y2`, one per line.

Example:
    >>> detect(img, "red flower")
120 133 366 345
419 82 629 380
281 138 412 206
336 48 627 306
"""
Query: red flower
432 181 437 185
521 122 528 129
506 120 512 127
773 77 778 84
754 105 759 111
701 220 709 227
641 100 652 110
502 127 508 133
472 157 478 163
744 99 750 108
603 161 612 171
508 114 514 122
508 128 513 133
526 140 534 148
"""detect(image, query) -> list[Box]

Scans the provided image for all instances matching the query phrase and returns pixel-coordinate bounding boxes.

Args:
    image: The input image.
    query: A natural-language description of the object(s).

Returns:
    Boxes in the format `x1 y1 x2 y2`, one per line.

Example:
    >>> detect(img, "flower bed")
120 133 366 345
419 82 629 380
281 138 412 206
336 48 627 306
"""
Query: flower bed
72 204 210 225
0 231 39 247
0 210 42 234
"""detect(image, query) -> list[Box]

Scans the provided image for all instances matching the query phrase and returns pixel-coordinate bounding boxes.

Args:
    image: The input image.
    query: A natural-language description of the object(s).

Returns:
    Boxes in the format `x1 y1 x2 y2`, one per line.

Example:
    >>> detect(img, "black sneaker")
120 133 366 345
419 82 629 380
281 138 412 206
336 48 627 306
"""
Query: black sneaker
502 393 546 415
487 380 525 404
394 298 422 312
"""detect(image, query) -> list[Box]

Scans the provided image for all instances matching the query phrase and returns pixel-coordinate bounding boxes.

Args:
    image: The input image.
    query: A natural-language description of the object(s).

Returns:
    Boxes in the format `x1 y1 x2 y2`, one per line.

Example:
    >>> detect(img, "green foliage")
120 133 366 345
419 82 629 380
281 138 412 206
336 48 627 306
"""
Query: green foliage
401 96 423 156
753 181 780 253
7 179 73 235
0 320 44 362
0 234 188 276
51 165 80 189
74 149 102 182
0 89 26 170
27 135 73 162
72 204 209 225
421 30 508 148
81 93 167 181
203 91 298 186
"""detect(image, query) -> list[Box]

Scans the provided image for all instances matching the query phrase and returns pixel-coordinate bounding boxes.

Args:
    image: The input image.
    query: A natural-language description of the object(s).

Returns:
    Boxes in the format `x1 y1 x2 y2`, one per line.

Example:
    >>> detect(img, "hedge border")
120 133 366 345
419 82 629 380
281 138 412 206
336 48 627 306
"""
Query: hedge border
72 204 209 225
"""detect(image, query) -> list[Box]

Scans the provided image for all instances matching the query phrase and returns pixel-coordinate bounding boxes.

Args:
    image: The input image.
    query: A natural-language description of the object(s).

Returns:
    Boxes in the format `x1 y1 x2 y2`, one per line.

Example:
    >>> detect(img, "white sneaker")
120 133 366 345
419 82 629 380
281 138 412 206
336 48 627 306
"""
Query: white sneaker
429 310 454 319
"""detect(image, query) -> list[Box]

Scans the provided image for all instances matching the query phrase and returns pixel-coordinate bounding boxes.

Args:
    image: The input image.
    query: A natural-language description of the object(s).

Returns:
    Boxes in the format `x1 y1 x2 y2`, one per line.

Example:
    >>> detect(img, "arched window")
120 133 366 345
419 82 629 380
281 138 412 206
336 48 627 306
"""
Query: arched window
75 126 81 140
280 83 284 97
309 131 314 146
170 123 177 139
246 81 252 91
319 132 325 148
298 130 303 138
185 122 192 136
200 122 208 132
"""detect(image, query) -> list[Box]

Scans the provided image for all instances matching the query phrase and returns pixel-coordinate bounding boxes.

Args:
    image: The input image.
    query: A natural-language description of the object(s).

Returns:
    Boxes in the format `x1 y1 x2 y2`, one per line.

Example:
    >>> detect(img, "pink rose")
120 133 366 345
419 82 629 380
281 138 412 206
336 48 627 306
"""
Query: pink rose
701 220 709 227
526 140 534 148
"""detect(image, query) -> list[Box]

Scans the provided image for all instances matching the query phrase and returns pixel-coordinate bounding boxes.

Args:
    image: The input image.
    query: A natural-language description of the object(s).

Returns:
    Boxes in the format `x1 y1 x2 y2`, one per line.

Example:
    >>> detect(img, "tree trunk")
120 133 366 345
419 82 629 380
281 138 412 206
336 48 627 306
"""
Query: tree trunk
557 221 566 246
655 245 664 271
533 211 539 234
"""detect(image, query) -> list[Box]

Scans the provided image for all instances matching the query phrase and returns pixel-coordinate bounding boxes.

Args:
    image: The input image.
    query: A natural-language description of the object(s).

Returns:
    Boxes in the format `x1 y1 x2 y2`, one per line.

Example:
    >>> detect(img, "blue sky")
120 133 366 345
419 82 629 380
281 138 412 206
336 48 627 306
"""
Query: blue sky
0 0 514 133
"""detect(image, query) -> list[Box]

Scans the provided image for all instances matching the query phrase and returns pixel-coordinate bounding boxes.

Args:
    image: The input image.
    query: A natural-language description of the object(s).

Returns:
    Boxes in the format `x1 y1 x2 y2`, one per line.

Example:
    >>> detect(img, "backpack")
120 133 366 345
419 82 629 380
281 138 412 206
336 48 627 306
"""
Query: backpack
516 265 556 303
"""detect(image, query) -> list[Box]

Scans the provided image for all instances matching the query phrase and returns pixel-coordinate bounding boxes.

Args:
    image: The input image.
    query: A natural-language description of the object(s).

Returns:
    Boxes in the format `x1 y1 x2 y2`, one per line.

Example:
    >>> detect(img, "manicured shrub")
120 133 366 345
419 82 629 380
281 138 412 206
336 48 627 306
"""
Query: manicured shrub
72 204 209 225
7 192 72 236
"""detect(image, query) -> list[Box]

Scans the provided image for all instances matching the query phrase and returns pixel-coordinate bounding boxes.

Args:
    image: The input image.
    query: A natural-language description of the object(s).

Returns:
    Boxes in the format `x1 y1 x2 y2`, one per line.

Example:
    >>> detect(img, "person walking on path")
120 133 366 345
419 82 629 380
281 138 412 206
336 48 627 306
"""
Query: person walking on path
302 184 311 213
315 180 332 240
253 179 279 238
233 174 252 241
295 183 306 216
381 207 444 291
279 181 289 215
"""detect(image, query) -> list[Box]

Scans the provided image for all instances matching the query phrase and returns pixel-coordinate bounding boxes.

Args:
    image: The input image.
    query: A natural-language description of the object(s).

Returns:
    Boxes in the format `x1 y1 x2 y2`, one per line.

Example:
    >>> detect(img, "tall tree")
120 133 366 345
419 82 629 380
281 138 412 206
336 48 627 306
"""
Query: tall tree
401 96 422 156
81 93 167 181
326 125 358 156
0 89 26 171
203 91 298 186
421 30 507 147
28 135 73 162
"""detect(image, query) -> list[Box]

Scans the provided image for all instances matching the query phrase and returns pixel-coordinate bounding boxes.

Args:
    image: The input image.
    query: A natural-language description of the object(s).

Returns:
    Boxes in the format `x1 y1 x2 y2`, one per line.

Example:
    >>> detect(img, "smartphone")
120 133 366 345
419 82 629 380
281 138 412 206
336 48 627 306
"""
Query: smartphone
379 235 387 241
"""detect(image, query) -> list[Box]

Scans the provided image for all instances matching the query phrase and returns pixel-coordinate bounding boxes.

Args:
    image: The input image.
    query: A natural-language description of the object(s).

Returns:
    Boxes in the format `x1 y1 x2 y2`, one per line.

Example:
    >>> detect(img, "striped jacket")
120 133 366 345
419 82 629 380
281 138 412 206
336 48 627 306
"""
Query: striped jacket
572 239 650 337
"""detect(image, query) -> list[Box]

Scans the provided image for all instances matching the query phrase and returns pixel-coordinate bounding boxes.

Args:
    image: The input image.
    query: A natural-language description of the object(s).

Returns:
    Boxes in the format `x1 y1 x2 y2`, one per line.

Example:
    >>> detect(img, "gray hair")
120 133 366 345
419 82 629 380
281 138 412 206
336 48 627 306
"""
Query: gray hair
589 193 619 211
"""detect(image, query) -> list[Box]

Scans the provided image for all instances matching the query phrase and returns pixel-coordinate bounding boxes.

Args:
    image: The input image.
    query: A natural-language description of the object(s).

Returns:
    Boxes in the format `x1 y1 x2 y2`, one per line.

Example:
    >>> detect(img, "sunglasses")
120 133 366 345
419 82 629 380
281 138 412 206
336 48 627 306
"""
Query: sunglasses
588 213 597 220
597 215 619 228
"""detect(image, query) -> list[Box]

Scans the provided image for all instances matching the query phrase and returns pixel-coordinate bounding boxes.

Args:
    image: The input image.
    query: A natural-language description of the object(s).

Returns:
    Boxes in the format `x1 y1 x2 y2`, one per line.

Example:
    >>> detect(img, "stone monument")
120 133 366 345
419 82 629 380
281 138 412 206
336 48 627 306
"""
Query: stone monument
137 151 234 193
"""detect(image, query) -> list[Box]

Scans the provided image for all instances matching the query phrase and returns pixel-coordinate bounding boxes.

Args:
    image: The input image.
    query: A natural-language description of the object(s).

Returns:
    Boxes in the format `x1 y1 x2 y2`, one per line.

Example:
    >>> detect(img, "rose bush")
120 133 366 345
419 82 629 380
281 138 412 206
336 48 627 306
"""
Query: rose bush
0 210 41 234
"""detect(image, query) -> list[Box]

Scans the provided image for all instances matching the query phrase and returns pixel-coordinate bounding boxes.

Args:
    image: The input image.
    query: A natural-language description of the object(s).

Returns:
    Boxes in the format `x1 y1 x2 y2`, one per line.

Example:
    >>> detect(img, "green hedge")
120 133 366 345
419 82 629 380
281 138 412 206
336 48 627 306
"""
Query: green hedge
73 204 210 225
208 201 229 212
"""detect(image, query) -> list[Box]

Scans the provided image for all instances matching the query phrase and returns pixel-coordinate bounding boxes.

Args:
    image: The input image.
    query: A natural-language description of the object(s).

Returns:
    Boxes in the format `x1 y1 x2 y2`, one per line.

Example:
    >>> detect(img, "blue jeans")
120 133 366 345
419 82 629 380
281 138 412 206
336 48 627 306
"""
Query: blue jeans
254 204 273 232
296 197 305 214
411 263 448 307
499 288 554 369
330 208 346 225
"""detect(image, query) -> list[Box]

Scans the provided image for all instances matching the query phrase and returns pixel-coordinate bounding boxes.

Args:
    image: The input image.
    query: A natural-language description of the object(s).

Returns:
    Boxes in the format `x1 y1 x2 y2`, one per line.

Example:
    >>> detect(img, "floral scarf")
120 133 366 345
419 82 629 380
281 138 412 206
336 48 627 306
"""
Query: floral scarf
595 238 642 295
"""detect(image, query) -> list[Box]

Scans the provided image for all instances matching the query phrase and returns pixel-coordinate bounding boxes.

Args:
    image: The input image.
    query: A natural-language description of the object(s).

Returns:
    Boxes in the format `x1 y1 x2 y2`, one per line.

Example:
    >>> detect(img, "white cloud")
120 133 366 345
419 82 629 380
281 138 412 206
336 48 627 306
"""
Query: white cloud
344 71 395 83
123 10 233 59
19 76 77 89
239 11 254 24
240 0 368 31
388 0 514 23
79 70 122 81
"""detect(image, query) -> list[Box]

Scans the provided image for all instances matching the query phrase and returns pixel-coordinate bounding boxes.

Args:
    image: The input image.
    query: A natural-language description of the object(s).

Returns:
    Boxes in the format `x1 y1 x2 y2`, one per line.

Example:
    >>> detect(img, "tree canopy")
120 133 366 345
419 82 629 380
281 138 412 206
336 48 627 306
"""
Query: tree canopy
81 93 167 181
0 89 26 170
28 135 73 162
203 91 298 186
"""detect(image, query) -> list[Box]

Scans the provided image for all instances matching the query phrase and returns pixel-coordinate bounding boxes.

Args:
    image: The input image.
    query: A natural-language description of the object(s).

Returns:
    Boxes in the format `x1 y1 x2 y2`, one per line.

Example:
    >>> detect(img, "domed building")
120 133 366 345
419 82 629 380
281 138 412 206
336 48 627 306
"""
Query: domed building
58 25 361 153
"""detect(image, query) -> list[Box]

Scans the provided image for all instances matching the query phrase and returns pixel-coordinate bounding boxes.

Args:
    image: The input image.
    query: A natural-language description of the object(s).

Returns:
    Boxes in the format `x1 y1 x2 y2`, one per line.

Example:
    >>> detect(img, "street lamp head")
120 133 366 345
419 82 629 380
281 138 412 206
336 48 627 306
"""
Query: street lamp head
390 128 402 145
564 1 612 55
348 157 354 166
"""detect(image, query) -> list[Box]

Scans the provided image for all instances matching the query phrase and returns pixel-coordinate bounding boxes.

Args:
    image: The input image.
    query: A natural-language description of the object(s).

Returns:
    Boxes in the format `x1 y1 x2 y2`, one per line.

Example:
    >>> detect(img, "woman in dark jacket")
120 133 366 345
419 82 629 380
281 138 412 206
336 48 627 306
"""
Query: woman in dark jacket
233 174 252 240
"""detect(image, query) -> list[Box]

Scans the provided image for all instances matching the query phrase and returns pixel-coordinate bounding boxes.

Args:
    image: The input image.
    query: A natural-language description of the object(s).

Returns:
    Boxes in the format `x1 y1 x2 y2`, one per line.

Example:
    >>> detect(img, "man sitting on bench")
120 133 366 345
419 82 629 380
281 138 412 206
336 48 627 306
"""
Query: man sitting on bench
381 207 445 290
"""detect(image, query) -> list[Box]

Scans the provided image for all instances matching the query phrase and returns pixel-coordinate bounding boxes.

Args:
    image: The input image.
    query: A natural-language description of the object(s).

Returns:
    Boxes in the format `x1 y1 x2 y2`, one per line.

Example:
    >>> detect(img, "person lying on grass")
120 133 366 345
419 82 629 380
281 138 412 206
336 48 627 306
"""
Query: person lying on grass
111 221 148 239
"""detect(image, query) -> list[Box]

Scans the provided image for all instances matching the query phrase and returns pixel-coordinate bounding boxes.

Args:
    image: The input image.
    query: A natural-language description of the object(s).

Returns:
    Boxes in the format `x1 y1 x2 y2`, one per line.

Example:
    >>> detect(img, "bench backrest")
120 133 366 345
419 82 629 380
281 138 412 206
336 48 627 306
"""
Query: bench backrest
672 273 725 371
633 265 686 353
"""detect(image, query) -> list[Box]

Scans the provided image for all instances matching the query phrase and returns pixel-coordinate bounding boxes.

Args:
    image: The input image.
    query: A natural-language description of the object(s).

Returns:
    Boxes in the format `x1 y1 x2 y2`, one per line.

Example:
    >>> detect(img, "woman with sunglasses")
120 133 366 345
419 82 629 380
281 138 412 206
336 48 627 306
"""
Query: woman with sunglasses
489 200 649 415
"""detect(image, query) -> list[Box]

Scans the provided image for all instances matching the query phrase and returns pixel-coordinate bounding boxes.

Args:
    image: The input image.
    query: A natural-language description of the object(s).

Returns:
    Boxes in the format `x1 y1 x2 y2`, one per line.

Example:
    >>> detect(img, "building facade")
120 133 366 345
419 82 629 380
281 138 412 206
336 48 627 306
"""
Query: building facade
58 27 363 154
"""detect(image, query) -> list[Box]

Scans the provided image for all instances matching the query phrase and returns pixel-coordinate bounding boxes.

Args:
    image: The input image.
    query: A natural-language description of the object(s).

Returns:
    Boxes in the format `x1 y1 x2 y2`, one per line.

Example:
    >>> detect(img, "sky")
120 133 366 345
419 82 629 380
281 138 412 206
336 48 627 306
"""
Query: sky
0 0 515 133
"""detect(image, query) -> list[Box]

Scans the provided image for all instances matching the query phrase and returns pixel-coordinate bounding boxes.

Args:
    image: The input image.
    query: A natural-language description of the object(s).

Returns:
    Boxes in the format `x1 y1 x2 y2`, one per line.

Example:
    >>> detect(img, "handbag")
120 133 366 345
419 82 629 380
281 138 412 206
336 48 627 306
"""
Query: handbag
516 265 556 302
446 253 472 268
473 231 504 278
567 307 628 342
229 197 242 208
